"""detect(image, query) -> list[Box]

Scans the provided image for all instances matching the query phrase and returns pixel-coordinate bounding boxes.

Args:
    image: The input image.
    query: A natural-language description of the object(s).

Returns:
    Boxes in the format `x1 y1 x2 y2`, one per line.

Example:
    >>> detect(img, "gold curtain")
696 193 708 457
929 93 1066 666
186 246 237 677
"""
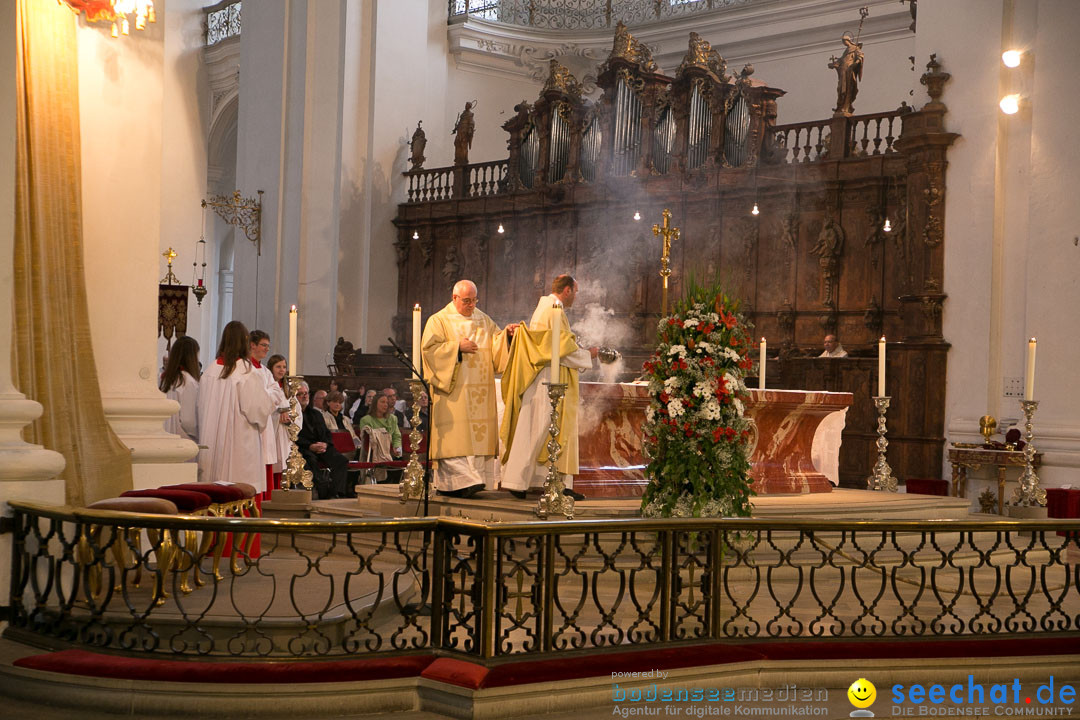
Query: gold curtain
12 0 133 505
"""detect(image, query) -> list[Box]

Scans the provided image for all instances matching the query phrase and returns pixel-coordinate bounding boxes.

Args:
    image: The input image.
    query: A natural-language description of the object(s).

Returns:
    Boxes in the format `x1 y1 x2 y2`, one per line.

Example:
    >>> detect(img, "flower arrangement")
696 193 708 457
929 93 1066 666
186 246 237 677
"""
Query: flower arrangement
640 278 756 518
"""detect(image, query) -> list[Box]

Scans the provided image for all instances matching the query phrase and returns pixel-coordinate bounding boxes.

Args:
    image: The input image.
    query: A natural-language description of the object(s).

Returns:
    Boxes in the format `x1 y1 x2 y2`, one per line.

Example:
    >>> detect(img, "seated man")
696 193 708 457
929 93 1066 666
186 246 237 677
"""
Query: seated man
819 334 848 358
296 382 350 499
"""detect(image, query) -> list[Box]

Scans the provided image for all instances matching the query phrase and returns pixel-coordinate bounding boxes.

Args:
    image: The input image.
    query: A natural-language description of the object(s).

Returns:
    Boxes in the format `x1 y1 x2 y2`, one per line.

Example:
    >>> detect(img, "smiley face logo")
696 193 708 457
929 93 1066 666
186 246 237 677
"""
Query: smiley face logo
848 678 877 710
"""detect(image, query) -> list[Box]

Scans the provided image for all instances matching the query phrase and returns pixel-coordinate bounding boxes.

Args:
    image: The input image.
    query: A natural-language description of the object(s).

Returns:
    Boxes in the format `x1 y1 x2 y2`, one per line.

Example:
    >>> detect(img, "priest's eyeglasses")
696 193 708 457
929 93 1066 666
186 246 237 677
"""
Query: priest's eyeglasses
454 296 478 305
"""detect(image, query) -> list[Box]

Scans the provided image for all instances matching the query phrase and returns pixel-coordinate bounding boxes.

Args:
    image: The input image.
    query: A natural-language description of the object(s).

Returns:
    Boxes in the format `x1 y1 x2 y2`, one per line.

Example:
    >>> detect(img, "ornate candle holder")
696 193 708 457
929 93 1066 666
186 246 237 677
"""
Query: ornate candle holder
281 376 312 491
1010 399 1046 507
867 396 898 492
536 382 574 520
399 378 428 503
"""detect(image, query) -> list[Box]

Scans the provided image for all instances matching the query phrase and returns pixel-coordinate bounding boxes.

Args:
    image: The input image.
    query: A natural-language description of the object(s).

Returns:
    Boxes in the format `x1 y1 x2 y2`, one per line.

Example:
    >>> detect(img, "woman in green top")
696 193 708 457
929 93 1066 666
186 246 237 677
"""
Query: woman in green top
356 394 402 458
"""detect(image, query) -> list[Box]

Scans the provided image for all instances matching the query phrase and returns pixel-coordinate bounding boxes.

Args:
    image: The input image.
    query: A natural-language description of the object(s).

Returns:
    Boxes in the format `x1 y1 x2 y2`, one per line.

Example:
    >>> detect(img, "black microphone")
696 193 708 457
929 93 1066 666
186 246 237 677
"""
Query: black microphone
387 337 408 358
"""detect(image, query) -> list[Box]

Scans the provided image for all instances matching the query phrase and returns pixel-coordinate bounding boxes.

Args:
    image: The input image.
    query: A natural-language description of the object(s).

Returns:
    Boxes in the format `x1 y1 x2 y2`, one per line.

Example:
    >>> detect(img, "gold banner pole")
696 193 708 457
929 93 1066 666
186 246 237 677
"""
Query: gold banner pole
652 208 679 317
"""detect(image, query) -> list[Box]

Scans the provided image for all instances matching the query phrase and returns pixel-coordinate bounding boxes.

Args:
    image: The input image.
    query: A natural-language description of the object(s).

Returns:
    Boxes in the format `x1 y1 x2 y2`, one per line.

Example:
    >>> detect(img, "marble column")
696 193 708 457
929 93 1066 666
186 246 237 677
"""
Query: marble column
76 18 197 489
0 0 66 598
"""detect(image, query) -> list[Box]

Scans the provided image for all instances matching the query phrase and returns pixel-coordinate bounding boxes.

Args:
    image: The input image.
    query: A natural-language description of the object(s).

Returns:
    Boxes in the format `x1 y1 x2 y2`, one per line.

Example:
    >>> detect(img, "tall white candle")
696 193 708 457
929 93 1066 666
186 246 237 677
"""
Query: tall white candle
550 302 562 384
759 338 766 391
288 305 298 376
878 336 886 397
412 304 422 378
1025 337 1037 400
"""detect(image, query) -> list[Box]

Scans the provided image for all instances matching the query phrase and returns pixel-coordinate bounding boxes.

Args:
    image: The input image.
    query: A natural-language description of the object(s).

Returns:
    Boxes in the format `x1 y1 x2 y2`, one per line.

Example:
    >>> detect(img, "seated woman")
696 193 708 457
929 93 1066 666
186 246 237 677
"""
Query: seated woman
321 390 360 458
351 388 377 425
356 394 403 482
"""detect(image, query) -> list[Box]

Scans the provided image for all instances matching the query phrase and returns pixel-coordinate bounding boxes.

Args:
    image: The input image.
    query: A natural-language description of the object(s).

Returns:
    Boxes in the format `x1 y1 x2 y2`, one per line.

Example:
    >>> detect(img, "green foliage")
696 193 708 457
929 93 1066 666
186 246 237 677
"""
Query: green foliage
639 276 756 518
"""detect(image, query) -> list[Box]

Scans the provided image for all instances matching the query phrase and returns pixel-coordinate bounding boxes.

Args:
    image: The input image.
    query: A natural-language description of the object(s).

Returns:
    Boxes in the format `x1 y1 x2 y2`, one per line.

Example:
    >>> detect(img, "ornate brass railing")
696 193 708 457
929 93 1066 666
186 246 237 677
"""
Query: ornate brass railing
7 501 1080 659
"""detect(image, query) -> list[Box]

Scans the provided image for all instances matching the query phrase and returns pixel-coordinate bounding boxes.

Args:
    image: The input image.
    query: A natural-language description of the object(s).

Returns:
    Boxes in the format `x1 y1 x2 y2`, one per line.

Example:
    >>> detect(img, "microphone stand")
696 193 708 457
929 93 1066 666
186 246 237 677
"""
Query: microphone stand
386 338 433 517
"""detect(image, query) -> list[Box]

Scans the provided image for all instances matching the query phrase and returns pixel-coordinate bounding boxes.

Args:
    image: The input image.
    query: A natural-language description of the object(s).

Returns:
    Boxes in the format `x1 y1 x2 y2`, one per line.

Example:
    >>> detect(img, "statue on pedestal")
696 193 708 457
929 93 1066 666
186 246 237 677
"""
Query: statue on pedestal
408 121 426 171
452 101 475 166
829 32 864 116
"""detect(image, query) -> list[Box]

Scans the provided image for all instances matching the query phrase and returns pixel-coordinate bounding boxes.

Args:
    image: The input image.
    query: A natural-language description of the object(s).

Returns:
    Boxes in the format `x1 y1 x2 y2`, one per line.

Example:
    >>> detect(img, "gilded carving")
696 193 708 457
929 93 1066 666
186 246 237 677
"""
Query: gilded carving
607 21 657 74
811 217 845 308
677 32 728 82
542 58 583 99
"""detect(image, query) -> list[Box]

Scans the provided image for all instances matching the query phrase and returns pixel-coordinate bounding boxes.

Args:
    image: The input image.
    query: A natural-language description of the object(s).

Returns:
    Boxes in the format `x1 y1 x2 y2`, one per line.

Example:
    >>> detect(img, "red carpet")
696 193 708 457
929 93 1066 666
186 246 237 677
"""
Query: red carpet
14 636 1080 688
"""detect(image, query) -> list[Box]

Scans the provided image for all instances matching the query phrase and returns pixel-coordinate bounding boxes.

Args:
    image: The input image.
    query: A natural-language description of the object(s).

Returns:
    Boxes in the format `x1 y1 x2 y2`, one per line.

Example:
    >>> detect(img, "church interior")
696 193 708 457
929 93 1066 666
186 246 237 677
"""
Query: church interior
2 0 1080 718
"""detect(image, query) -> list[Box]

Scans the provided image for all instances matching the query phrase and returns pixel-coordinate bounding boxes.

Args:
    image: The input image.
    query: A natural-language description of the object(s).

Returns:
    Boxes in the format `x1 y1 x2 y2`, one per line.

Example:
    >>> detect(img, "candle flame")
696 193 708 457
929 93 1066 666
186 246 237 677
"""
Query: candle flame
1030 337 1036 343
880 336 886 342
290 304 297 312
414 303 421 310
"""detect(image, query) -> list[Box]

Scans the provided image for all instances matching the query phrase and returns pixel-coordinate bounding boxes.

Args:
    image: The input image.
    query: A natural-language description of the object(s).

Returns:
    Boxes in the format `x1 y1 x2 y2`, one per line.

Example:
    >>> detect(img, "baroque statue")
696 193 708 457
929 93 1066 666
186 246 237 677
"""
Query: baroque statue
812 217 845 307
408 121 426 171
452 101 475 166
828 32 864 116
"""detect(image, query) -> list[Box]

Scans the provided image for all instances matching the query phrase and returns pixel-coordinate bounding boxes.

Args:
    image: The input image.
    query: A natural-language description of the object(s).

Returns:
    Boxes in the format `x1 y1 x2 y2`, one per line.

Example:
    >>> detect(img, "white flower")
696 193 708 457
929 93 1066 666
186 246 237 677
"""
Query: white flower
697 342 713 354
663 376 681 393
667 398 685 418
732 397 745 416
723 347 741 363
699 399 722 421
668 344 687 358
645 406 656 423
724 371 739 390
683 318 699 328
692 380 712 398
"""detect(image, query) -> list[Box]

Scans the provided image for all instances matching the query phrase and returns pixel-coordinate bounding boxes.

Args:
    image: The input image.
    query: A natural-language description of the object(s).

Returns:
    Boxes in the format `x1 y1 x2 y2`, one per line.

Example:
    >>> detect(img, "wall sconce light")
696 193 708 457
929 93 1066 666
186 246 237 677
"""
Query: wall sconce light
883 218 892 233
999 94 1021 115
497 223 505 234
412 230 419 240
633 211 642 221
1001 50 1023 68
751 202 760 216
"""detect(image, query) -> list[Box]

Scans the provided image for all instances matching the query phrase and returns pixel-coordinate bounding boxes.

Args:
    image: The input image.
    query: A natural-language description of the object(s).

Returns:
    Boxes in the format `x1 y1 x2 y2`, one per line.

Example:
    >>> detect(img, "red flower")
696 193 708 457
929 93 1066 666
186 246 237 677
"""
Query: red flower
712 428 722 443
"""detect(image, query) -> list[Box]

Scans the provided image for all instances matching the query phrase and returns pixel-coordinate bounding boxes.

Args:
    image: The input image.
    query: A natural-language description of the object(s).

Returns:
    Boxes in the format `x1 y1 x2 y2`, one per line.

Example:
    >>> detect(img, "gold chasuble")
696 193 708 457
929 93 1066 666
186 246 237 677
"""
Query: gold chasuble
499 323 581 474
422 303 511 464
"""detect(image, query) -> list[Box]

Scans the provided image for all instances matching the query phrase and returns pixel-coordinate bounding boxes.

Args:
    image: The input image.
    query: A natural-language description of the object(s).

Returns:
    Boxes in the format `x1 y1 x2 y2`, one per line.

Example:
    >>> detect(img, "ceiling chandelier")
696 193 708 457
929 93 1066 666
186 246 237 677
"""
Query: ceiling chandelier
64 0 156 38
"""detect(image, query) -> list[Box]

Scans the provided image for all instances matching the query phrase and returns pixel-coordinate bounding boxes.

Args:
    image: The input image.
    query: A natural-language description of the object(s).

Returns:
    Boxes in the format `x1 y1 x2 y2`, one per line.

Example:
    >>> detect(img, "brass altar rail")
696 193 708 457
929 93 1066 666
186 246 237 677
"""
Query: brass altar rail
8 501 1080 660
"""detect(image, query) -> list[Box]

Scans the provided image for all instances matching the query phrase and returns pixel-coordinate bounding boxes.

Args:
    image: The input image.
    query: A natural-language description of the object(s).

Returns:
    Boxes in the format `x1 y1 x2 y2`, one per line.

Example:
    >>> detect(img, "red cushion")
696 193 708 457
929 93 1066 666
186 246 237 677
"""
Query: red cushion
13 649 436 684
330 431 356 455
163 483 246 504
87 497 179 515
120 489 212 512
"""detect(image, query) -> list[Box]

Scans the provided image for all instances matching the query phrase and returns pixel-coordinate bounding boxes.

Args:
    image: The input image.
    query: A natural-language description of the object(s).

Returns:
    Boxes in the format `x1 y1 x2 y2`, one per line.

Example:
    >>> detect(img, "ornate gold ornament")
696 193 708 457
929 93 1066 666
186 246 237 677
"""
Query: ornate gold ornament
607 21 657 74
542 59 583 99
203 189 264 255
652 208 680 317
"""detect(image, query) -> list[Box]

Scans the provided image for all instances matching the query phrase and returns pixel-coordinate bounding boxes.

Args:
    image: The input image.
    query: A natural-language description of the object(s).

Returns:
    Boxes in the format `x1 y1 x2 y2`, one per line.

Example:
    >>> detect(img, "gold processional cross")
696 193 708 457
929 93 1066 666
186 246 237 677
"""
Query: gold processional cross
161 247 180 285
652 208 680 317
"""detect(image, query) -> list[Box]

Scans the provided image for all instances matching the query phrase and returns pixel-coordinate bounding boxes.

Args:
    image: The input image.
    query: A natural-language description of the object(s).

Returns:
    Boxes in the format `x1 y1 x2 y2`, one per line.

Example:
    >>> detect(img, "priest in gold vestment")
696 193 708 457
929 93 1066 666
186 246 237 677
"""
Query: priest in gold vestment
422 280 514 498
500 275 597 499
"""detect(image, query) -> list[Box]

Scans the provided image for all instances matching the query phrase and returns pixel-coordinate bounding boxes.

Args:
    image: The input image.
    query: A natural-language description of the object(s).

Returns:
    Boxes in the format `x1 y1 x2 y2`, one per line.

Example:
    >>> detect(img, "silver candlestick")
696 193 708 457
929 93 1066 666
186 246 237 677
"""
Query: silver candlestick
867 396 898 492
536 382 574 520
281 375 313 491
1010 399 1046 507
399 378 427 503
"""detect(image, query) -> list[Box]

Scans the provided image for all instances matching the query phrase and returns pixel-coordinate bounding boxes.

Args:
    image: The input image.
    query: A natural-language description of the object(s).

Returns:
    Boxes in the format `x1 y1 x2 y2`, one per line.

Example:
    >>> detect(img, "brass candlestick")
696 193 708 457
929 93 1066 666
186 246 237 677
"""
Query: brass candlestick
281 376 312 490
536 382 574 520
867 396 898 492
1011 399 1046 507
652 208 679 318
399 378 427 503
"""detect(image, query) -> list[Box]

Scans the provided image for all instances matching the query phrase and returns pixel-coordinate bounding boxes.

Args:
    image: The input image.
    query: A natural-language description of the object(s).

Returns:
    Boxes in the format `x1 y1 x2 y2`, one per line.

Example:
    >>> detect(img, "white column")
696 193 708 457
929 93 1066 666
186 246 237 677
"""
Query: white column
0 0 66 595
77 16 197 488
237 0 347 372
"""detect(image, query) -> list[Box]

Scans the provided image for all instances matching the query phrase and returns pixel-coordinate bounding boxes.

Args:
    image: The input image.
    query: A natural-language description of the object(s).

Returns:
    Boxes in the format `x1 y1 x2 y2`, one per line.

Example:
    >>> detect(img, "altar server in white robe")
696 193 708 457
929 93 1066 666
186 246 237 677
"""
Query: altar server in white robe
249 330 291 486
198 321 278 492
160 336 201 445
422 279 514 498
501 275 597 498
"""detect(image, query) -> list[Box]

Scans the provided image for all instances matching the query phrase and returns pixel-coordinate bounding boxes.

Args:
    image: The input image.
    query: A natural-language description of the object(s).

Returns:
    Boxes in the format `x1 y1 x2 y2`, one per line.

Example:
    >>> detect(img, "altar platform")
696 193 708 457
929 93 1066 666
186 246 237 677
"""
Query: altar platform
344 485 974 523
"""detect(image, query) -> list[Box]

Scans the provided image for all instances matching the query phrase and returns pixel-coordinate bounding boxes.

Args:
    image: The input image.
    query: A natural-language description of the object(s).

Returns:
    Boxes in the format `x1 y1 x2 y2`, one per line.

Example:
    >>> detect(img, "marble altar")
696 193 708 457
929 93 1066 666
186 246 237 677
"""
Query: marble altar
574 383 853 497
